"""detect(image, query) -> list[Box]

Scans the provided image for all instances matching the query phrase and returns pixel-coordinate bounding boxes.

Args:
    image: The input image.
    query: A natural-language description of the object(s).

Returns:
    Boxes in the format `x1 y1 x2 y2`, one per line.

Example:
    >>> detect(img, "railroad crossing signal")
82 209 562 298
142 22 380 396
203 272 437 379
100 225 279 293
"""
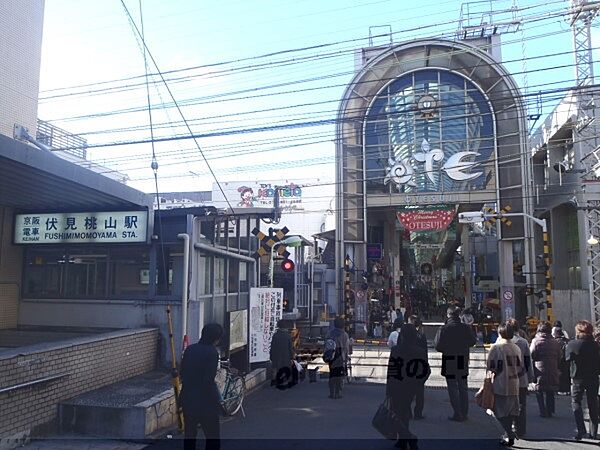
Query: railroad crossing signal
252 226 290 259
484 205 513 227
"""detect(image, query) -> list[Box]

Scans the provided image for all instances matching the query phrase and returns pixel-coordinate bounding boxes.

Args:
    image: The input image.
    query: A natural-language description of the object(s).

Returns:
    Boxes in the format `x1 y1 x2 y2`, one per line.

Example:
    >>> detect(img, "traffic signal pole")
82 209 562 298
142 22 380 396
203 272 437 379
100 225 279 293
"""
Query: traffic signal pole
459 211 553 321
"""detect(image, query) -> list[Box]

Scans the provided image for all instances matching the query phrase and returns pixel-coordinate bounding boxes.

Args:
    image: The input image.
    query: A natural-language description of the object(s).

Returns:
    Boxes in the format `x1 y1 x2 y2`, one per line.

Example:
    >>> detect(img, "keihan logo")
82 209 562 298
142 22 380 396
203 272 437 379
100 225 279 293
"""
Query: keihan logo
384 139 483 190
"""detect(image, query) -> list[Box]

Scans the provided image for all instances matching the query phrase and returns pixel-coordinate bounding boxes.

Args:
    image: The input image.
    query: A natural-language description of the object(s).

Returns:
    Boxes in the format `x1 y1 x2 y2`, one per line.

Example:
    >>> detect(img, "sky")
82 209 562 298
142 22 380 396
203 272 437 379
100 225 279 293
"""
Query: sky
37 0 598 195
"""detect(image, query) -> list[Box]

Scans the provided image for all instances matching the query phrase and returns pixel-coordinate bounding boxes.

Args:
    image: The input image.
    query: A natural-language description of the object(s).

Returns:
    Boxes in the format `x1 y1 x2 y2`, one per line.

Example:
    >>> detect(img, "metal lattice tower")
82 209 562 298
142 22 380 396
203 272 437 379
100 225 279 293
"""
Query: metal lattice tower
570 0 600 328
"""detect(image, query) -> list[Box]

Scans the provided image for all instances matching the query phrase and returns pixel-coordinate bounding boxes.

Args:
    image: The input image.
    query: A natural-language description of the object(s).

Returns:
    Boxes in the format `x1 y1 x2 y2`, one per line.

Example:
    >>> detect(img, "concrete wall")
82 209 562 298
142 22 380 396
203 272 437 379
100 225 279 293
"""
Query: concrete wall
0 328 158 449
551 289 591 337
18 298 204 366
0 0 44 138
0 208 22 329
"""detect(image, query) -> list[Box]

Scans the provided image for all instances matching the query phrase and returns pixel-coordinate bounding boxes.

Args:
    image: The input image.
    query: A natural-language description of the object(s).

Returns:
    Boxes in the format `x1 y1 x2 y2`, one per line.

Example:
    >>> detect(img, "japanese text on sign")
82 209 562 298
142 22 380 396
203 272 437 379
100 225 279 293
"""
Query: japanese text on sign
14 211 148 244
249 287 284 363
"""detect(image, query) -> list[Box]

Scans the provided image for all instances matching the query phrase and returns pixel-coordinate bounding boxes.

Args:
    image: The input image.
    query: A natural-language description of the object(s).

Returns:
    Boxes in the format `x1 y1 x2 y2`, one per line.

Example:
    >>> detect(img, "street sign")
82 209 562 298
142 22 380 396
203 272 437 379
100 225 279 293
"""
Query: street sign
458 212 485 223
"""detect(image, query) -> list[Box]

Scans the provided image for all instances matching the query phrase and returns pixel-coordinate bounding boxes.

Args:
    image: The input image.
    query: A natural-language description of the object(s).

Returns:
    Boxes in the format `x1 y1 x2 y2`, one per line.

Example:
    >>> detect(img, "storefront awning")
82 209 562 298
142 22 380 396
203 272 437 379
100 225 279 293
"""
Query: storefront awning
0 134 151 212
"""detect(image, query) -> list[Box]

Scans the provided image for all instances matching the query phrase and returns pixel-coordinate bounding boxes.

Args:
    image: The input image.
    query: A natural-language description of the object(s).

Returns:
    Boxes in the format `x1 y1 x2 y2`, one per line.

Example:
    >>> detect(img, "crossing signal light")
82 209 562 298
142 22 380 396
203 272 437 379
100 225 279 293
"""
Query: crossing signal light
281 259 295 272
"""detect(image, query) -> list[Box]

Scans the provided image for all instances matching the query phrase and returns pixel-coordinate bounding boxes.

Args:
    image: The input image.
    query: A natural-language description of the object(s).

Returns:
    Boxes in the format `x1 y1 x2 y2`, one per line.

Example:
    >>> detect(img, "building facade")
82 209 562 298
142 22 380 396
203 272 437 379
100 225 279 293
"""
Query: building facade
335 38 531 336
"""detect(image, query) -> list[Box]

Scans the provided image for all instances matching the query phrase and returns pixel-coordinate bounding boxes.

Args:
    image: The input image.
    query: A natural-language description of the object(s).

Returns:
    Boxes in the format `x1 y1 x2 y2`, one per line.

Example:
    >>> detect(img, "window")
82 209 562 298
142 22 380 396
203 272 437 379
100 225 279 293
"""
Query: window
110 248 149 296
23 246 150 299
214 257 225 294
197 255 211 296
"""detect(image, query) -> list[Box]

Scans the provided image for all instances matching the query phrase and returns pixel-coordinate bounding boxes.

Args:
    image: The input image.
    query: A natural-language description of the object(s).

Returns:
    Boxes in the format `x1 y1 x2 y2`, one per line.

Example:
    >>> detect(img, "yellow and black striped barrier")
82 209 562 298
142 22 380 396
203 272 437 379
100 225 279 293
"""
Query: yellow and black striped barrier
542 230 554 323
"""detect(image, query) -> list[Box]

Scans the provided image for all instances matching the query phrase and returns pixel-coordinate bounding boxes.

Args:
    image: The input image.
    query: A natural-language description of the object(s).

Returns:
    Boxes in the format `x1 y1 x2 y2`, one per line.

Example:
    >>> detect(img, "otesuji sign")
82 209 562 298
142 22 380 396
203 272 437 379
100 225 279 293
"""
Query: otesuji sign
14 211 148 244
396 206 456 231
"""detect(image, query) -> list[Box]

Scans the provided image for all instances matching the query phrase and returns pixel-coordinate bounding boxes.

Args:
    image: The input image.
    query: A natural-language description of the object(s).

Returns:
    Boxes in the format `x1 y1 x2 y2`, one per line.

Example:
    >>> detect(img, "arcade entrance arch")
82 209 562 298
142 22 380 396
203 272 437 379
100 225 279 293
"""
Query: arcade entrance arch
335 39 531 337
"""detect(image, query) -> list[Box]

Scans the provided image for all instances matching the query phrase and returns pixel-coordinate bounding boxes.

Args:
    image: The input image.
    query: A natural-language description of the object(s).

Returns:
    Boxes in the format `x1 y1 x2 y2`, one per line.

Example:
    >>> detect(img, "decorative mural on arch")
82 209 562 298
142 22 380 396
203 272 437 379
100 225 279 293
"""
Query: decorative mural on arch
365 69 495 195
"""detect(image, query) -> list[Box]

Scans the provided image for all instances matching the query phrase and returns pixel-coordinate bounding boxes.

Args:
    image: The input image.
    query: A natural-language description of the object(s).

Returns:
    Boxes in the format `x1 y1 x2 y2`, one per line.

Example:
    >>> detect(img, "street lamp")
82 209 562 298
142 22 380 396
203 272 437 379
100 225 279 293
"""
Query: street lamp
269 235 303 288
588 235 599 246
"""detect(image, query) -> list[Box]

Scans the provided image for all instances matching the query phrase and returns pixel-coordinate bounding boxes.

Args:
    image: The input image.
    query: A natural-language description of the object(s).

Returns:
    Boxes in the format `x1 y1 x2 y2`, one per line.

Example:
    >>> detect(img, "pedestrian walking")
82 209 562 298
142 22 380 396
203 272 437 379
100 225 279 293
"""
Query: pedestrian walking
552 328 571 395
396 308 404 324
552 320 570 339
388 318 404 348
565 320 600 441
507 318 535 437
530 321 562 418
408 315 428 420
269 320 294 390
486 322 523 447
325 317 350 399
434 306 477 422
180 323 224 450
390 306 398 325
386 323 431 450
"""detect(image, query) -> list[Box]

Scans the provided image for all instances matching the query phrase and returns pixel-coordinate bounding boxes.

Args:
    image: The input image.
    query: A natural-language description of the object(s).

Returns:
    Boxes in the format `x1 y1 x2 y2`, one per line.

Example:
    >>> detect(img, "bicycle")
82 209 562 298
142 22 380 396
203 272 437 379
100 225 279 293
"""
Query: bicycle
216 360 246 418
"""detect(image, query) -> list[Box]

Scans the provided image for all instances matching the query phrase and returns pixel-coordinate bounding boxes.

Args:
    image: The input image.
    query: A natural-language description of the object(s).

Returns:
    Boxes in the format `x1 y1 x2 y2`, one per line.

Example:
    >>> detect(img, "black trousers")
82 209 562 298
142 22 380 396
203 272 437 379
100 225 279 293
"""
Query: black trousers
446 376 469 419
535 390 555 416
498 415 518 440
516 387 528 436
329 365 345 396
390 392 418 450
413 383 424 417
571 379 599 437
183 411 220 450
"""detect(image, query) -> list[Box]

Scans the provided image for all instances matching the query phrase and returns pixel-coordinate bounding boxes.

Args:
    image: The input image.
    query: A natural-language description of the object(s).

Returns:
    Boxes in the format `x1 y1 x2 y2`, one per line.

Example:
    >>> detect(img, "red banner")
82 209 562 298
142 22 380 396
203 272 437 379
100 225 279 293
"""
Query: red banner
397 209 455 231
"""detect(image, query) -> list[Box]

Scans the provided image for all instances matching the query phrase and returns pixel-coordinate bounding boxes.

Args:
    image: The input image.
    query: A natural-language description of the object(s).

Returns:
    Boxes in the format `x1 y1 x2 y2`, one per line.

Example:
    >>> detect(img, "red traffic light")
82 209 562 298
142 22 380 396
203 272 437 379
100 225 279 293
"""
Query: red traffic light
281 259 295 272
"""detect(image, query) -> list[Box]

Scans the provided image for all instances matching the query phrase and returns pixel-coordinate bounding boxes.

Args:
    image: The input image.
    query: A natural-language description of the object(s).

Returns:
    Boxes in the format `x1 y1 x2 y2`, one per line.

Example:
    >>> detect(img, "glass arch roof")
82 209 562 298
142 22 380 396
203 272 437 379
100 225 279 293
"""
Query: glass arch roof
364 69 495 195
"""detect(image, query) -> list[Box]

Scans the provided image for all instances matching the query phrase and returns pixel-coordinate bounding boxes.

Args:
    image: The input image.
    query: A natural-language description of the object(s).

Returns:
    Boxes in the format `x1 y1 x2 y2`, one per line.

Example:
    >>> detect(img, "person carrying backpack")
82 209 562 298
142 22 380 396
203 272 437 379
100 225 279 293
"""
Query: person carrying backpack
324 317 350 399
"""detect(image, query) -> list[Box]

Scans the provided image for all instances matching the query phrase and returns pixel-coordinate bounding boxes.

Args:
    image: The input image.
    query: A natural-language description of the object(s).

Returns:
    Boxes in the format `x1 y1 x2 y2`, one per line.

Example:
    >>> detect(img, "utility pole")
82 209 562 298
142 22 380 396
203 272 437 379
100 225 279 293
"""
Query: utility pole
570 0 600 328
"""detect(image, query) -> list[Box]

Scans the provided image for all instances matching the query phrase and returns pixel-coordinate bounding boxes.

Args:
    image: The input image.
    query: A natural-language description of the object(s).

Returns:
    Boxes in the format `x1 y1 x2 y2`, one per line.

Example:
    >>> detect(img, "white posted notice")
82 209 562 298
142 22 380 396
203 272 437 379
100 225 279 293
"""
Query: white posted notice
249 287 284 363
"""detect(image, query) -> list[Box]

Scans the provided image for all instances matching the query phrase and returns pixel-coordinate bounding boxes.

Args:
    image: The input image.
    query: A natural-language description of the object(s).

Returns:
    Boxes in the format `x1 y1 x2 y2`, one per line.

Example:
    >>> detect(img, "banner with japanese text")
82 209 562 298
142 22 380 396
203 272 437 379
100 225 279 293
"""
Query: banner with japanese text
14 211 148 244
249 287 284 363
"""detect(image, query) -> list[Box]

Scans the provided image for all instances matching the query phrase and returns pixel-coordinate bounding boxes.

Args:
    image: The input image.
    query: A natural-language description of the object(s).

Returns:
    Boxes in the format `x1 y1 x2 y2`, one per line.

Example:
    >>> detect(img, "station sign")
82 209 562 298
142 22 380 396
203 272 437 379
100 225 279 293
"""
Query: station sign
14 211 148 244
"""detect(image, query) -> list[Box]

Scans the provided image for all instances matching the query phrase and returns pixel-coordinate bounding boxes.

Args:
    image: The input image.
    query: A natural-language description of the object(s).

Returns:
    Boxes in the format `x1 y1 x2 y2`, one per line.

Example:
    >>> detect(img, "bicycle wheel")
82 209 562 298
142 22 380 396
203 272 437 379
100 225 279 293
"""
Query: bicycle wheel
222 376 246 416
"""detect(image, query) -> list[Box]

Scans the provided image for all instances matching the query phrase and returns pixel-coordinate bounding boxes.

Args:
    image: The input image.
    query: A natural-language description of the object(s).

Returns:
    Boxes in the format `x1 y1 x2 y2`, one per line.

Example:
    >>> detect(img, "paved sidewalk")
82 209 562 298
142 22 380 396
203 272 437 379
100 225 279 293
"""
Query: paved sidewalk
144 380 597 450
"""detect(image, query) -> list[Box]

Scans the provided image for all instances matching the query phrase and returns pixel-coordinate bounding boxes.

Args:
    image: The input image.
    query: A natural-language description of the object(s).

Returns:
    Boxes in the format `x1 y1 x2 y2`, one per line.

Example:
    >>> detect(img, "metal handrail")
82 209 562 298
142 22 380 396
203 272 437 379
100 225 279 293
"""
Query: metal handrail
0 373 70 395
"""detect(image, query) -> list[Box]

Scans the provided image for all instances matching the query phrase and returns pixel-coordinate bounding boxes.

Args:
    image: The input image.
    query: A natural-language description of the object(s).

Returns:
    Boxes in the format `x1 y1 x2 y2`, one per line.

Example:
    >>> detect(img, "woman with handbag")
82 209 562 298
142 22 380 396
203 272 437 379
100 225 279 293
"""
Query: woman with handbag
486 322 523 447
385 323 431 450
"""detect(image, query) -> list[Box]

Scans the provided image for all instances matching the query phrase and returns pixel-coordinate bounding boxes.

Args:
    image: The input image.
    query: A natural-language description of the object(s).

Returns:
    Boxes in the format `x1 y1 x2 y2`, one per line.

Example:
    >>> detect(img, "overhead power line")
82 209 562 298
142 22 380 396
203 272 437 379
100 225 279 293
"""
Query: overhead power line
119 0 234 214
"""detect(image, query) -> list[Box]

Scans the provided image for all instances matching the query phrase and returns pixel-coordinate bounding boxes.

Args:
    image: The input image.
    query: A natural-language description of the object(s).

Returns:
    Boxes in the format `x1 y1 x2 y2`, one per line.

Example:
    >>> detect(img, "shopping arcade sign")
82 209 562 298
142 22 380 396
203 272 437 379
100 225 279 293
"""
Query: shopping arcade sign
396 207 456 231
14 211 148 244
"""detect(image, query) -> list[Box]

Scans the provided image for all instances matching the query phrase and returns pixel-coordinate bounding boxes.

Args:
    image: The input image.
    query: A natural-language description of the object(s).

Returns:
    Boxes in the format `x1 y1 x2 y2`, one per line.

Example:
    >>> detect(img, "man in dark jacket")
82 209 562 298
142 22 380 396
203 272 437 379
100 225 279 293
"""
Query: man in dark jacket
269 320 294 389
327 317 350 399
434 306 477 422
387 323 431 450
408 315 428 420
180 323 224 450
566 320 600 441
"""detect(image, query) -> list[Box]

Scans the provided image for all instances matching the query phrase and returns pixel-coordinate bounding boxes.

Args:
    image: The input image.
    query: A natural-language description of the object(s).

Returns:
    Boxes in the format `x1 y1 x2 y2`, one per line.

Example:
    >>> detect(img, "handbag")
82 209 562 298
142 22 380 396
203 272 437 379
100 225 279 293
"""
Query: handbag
372 397 406 440
475 372 495 410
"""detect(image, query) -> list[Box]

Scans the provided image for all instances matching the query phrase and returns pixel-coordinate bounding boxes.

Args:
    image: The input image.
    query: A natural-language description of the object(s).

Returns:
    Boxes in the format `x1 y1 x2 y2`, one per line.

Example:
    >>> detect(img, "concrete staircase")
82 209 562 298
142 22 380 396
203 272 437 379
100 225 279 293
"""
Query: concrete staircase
59 367 268 440
59 370 176 440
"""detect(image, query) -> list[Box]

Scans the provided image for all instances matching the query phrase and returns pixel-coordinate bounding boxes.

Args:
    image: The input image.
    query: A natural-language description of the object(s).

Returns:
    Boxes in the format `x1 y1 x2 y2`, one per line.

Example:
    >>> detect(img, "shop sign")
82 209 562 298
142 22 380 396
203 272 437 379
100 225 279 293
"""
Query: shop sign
14 211 148 244
214 181 304 211
249 287 284 363
396 208 455 231
384 139 483 190
366 243 383 260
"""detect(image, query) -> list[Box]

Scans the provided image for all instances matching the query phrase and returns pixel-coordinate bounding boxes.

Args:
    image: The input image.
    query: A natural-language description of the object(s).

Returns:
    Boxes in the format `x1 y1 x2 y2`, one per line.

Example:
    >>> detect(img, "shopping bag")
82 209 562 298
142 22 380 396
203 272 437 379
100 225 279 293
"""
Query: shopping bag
372 398 404 440
475 374 495 410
